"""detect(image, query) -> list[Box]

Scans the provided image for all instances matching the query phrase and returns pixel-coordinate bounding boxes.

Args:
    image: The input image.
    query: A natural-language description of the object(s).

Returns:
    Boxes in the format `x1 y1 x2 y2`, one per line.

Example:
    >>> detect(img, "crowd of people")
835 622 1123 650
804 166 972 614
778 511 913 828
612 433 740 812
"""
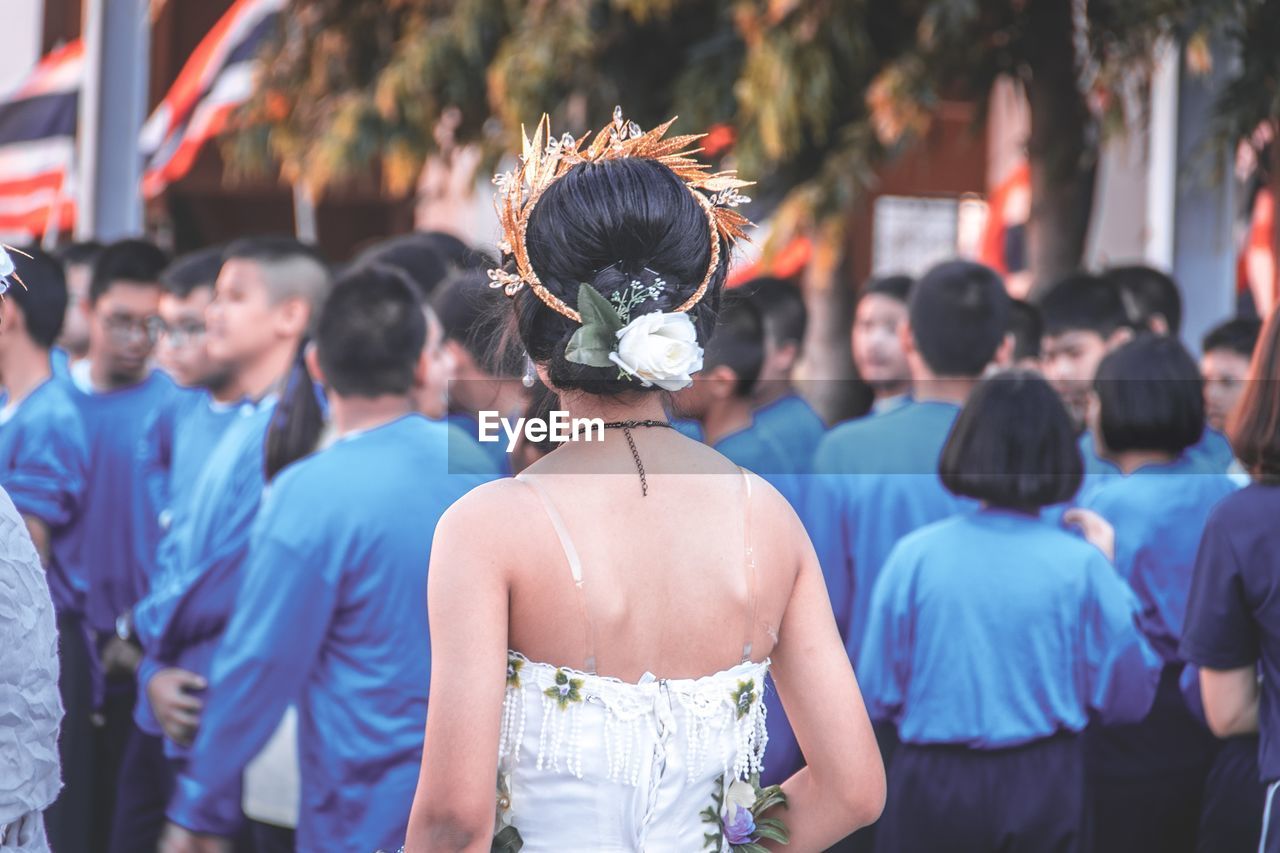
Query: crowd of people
1 207 1278 852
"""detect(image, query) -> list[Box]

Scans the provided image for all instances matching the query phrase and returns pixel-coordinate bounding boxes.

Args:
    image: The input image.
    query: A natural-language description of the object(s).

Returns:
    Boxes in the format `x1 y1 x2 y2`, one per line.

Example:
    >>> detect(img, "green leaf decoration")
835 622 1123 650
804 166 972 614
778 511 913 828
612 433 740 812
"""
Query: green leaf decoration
543 668 585 709
754 817 790 844
564 283 625 368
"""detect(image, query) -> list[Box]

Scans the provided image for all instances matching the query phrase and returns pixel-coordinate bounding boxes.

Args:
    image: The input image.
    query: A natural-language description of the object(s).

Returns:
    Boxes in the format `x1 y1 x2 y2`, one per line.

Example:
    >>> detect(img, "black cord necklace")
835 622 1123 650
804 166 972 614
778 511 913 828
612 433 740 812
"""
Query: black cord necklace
600 420 674 497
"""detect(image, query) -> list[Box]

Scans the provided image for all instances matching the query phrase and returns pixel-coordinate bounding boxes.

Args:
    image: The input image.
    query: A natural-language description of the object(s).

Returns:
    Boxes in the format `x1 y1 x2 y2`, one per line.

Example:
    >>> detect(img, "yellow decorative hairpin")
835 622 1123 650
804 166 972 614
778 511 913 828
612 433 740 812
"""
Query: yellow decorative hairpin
489 106 753 323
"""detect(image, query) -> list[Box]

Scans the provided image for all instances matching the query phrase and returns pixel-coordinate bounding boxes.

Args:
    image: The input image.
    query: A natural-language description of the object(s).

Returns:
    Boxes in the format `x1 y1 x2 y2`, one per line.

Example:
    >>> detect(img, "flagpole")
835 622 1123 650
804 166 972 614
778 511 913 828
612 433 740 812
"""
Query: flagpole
292 183 317 244
77 0 149 239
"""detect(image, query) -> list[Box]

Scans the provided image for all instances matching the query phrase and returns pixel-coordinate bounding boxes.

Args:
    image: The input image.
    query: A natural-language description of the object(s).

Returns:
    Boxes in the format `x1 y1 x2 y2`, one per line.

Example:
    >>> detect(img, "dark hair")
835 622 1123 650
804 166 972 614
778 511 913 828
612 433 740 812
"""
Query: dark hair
224 235 327 268
263 339 325 482
1039 273 1129 339
419 231 494 272
1228 310 1280 483
1108 265 1182 335
940 370 1082 509
704 294 765 397
7 246 68 349
1202 317 1262 360
908 260 1010 377
862 274 913 304
160 247 224 299
512 156 726 395
351 234 451 300
1094 335 1205 457
55 240 103 269
743 276 805 349
431 269 514 375
316 265 426 398
88 239 169 304
1008 298 1043 362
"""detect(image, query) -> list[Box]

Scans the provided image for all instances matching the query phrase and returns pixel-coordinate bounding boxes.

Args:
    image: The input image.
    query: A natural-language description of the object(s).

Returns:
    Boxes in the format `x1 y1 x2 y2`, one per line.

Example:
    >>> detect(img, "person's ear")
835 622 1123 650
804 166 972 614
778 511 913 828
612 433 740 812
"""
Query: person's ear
0 298 21 332
992 332 1016 369
303 340 325 387
412 345 430 390
898 320 917 360
707 364 739 400
275 297 310 339
1106 326 1134 350
1149 315 1170 337
535 362 551 388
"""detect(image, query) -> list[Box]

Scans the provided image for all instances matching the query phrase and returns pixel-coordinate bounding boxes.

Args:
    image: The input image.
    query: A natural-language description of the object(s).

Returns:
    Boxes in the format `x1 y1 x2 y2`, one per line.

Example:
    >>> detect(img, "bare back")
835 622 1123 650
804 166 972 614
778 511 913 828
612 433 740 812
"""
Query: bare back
501 428 798 682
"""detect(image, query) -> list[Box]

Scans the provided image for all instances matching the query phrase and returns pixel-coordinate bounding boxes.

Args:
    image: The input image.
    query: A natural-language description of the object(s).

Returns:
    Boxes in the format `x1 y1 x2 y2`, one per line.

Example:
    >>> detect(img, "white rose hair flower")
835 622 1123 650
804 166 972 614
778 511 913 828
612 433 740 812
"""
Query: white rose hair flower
563 282 704 391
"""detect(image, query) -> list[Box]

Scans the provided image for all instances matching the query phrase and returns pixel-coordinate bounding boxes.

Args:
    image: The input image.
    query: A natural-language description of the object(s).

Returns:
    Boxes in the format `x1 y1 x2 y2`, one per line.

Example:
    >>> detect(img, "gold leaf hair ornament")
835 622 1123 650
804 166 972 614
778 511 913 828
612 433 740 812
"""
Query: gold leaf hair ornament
487 105 754 325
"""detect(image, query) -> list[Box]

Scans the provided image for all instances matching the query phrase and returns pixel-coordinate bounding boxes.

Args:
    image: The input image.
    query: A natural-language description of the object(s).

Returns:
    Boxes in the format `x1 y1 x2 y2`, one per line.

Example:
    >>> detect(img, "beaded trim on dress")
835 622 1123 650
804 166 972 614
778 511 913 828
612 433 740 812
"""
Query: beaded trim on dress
499 651 772 786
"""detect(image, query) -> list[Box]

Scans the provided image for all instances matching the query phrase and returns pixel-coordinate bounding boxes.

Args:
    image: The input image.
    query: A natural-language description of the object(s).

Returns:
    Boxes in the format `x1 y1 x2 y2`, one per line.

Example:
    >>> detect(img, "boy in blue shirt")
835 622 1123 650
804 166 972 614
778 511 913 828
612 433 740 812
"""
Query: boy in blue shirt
1039 272 1134 479
743 276 827 472
59 238 177 843
113 247 244 853
675 294 801 506
52 240 102 378
132 237 331 853
0 247 93 853
1201 317 1261 472
851 274 913 417
806 260 1012 661
162 265 492 853
860 371 1159 853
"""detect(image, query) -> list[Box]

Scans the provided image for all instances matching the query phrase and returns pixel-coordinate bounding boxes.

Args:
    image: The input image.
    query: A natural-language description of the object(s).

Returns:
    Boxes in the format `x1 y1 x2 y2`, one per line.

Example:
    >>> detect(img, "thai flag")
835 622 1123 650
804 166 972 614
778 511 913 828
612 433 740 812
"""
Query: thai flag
140 0 284 199
0 39 82 237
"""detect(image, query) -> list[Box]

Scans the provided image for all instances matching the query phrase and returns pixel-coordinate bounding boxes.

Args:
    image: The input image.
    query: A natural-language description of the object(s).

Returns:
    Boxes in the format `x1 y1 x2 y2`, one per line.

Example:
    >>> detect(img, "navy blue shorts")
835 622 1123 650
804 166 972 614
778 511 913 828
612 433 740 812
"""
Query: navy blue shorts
874 732 1086 853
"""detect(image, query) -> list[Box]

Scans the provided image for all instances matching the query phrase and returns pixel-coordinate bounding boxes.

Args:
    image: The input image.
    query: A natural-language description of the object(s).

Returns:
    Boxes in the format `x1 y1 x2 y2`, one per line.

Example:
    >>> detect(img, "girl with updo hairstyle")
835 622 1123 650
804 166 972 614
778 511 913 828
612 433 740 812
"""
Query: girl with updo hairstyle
407 118 884 852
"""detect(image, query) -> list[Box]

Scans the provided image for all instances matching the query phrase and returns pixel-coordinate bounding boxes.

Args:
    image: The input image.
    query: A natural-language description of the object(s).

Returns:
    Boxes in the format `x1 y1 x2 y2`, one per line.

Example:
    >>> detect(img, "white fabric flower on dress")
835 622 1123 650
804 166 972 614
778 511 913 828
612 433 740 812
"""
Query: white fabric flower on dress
607 311 703 391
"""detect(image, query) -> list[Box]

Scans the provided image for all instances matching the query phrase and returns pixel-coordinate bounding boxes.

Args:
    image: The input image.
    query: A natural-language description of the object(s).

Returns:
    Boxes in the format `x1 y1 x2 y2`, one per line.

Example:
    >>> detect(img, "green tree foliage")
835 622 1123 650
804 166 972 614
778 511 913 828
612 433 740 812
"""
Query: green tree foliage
224 0 1266 291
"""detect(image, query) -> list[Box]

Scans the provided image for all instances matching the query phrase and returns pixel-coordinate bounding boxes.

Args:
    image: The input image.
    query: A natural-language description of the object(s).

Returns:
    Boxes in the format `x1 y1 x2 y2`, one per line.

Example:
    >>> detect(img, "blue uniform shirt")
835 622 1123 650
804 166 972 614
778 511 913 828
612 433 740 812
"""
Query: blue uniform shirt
805 400 971 660
752 392 826 475
167 414 495 849
446 411 512 476
137 396 276 760
132 390 241 735
858 509 1161 747
714 418 803 512
1078 456 1239 662
63 366 178 632
0 376 89 613
1186 427 1235 474
1182 484 1280 782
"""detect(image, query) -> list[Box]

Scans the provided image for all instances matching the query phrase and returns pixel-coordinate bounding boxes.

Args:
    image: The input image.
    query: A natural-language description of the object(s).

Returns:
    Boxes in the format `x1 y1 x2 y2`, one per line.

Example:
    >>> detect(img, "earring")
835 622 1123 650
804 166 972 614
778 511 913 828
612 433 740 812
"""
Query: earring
522 355 537 388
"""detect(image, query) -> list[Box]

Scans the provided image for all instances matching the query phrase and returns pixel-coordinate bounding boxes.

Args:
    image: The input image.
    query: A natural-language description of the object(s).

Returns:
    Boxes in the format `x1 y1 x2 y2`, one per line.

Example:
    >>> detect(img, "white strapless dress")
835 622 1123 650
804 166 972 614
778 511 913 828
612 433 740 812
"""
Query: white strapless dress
495 651 772 852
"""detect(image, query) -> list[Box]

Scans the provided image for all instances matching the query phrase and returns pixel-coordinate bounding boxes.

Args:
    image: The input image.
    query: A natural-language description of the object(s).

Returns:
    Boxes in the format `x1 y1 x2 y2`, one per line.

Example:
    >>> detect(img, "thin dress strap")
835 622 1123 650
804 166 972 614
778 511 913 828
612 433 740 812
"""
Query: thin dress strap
517 474 597 674
739 467 757 664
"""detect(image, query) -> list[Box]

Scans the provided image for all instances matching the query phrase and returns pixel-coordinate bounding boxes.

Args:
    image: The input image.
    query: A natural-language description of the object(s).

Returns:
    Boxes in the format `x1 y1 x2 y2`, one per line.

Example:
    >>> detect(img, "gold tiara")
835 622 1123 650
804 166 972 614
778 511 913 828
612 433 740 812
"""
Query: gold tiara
488 106 753 323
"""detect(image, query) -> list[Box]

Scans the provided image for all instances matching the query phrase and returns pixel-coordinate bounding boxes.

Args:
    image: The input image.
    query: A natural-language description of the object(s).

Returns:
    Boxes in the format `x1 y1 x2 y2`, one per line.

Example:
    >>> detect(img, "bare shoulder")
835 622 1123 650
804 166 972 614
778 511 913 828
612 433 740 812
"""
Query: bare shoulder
432 477 545 566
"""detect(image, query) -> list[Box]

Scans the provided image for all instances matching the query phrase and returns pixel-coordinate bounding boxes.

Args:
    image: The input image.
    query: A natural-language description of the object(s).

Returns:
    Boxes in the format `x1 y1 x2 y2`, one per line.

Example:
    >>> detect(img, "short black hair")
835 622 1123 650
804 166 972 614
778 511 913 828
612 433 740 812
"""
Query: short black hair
742 276 806 349
7 246 68 349
1039 273 1129 339
704 294 765 397
862 274 913 304
224 235 326 268
1008 298 1043 362
88 239 169 304
351 234 451 300
161 247 224 299
908 260 1010 377
315 264 427 398
55 240 103 269
419 231 494 272
1108 265 1182 335
1094 335 1205 456
940 369 1082 509
430 270 513 375
1202 317 1262 360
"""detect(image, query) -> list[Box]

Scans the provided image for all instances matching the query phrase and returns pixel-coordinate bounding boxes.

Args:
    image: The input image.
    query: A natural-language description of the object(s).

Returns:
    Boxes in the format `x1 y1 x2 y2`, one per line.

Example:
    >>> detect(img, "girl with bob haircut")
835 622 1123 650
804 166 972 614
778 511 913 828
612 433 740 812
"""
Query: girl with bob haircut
1077 335 1240 853
1182 310 1280 852
858 369 1160 853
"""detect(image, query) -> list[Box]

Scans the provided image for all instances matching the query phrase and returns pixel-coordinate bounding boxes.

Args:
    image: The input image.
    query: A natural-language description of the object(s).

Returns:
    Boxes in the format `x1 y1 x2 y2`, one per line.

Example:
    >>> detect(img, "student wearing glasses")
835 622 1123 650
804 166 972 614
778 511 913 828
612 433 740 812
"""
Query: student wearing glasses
58 237 179 844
